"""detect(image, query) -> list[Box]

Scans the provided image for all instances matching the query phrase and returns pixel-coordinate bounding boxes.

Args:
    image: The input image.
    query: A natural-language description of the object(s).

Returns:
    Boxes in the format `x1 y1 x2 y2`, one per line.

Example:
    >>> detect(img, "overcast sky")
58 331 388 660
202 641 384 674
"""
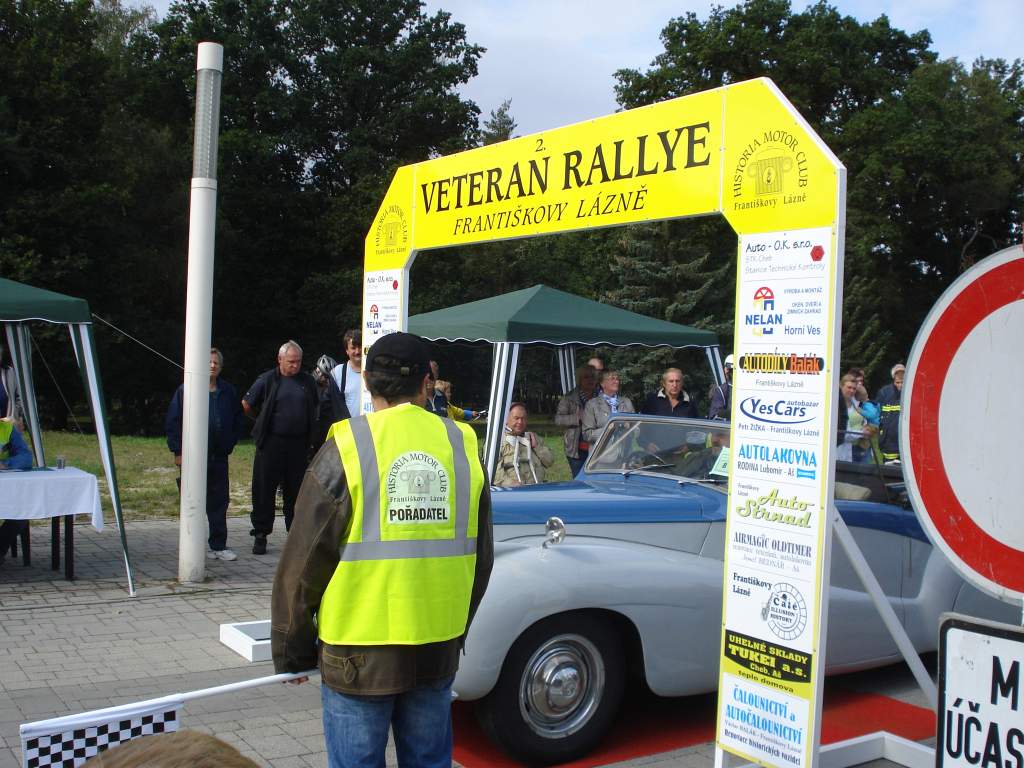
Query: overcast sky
140 0 1022 137
421 0 1022 135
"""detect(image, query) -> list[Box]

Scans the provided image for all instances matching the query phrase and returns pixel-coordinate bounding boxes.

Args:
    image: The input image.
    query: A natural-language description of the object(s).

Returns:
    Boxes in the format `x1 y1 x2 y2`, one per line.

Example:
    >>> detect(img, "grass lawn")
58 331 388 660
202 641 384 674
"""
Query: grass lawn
38 425 572 522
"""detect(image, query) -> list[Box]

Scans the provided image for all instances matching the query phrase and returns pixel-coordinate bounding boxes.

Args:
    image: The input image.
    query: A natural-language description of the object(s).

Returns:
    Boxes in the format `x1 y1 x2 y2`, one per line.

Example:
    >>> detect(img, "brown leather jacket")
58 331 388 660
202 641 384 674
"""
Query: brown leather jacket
271 438 493 695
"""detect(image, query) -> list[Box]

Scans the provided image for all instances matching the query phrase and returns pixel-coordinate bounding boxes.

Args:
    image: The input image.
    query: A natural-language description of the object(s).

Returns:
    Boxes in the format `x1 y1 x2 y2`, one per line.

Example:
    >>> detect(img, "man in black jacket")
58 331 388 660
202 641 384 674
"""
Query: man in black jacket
243 340 319 555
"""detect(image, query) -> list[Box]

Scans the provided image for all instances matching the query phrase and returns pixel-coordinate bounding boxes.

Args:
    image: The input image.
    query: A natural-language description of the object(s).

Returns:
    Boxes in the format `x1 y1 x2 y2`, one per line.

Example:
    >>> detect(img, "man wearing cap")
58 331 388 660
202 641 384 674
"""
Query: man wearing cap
875 363 905 463
271 332 493 768
708 355 734 420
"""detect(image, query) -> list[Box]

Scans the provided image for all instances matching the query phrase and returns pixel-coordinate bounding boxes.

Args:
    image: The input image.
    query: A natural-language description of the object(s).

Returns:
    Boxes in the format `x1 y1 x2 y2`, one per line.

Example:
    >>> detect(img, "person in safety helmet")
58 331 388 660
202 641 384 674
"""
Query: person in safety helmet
313 354 346 446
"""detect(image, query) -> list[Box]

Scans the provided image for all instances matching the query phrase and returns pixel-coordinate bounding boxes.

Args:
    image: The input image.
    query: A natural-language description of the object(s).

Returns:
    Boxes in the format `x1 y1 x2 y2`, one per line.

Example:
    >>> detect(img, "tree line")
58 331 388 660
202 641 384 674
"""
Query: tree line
2 0 1020 432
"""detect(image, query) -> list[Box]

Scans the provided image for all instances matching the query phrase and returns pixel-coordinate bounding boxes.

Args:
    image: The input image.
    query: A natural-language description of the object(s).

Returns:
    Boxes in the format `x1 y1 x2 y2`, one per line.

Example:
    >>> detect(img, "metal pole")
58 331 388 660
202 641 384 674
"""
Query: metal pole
831 507 937 707
179 42 223 583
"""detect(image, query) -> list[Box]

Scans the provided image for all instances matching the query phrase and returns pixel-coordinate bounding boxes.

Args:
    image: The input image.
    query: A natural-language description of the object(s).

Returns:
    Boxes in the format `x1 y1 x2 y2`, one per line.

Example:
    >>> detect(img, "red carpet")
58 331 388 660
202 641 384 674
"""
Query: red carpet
453 683 934 768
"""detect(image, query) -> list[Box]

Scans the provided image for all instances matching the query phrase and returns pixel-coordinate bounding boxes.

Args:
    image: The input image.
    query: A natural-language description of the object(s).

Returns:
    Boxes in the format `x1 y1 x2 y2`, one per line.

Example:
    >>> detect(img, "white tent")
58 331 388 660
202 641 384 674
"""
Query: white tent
410 285 724 478
1 277 135 594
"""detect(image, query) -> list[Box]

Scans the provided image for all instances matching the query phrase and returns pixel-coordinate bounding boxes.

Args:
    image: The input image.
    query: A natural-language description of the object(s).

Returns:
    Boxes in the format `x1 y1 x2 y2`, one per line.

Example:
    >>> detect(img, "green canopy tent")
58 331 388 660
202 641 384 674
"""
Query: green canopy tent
1 278 135 594
409 285 724 478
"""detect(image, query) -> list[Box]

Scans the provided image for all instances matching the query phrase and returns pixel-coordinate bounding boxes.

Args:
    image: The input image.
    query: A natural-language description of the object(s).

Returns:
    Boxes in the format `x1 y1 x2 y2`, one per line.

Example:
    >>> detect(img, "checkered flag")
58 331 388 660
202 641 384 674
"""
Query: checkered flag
20 699 181 768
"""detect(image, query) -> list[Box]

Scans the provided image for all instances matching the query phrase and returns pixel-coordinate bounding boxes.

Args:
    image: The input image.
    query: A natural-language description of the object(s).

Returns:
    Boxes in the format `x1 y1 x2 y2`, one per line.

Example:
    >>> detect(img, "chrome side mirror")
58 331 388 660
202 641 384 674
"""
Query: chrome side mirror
542 516 566 548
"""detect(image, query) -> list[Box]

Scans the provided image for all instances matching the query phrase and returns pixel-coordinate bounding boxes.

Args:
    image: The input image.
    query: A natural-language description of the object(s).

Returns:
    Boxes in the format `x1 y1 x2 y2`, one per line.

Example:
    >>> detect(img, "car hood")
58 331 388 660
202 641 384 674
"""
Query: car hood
490 473 725 525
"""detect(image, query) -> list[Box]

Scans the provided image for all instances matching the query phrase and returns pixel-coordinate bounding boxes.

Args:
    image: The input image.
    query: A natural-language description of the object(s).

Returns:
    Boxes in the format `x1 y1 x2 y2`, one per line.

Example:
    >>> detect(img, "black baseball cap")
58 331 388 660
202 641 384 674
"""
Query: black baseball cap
364 332 430 377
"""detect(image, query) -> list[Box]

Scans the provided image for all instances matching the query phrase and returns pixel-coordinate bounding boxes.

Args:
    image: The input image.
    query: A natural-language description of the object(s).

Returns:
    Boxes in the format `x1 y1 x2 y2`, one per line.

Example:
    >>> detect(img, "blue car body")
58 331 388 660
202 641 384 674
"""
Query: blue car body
457 414 1016 765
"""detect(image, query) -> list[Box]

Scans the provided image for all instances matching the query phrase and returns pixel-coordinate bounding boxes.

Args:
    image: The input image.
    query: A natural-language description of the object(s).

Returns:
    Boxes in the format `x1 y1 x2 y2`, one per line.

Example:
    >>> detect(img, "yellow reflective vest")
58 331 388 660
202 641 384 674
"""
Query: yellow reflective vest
0 420 12 462
318 403 484 646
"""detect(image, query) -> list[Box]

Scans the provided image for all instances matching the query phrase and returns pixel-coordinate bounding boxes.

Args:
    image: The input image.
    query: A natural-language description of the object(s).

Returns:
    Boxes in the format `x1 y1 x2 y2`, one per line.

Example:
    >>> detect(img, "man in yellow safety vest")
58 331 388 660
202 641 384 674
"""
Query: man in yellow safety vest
271 331 493 768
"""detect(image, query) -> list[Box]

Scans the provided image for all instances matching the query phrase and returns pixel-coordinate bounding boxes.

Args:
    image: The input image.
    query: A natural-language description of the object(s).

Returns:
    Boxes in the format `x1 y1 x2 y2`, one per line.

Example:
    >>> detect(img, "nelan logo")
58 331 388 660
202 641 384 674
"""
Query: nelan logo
737 352 823 375
739 396 815 424
369 304 379 320
731 128 811 213
746 286 781 336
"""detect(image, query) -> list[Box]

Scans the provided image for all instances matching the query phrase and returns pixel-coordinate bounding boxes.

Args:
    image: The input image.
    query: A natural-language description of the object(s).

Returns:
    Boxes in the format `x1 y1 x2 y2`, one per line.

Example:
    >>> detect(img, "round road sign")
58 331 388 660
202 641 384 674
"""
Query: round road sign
902 244 1024 603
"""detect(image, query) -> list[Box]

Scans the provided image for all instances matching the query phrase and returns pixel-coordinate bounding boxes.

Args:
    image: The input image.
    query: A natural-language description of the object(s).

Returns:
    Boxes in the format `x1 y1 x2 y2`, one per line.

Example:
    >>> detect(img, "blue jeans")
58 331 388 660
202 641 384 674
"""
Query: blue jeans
321 676 454 768
567 451 588 478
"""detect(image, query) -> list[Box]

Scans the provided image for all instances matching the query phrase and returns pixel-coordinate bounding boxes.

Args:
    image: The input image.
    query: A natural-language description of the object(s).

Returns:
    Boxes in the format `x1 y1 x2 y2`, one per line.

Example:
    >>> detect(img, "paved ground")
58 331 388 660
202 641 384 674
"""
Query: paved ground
0 515 934 768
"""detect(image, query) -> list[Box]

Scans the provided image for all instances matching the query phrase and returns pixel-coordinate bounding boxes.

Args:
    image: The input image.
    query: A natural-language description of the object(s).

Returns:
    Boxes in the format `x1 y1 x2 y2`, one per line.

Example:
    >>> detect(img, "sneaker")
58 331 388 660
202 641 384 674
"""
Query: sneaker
252 536 268 555
213 548 237 561
206 549 218 560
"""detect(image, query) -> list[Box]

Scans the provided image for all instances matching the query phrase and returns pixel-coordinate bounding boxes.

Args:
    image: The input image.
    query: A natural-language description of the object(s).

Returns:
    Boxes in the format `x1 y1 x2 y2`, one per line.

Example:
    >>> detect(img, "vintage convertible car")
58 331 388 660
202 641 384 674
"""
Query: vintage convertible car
454 414 1016 765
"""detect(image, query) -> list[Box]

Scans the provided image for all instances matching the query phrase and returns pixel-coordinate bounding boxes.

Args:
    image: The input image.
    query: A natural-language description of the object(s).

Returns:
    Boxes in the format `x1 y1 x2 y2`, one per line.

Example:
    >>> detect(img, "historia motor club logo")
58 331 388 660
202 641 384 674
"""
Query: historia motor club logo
384 451 450 524
735 442 818 480
746 287 781 336
373 203 409 257
730 128 811 213
762 583 808 642
737 352 823 375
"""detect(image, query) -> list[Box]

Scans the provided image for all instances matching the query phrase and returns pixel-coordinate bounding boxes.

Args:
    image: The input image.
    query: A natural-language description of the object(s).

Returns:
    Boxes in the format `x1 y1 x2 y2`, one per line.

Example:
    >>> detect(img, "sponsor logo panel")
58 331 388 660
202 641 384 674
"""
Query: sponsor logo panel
718 672 810 768
734 395 823 441
723 629 812 685
734 441 819 483
739 228 832 279
741 283 825 342
729 527 814 578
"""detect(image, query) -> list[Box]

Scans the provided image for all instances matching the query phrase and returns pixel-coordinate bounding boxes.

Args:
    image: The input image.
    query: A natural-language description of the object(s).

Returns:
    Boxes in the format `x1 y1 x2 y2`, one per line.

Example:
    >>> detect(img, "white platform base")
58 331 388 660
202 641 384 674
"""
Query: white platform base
717 732 933 768
819 732 933 768
219 620 272 662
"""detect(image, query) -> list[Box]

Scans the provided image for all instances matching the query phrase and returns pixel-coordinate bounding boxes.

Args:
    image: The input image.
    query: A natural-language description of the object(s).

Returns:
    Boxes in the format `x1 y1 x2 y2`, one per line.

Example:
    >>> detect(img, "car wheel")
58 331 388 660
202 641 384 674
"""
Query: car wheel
476 613 625 765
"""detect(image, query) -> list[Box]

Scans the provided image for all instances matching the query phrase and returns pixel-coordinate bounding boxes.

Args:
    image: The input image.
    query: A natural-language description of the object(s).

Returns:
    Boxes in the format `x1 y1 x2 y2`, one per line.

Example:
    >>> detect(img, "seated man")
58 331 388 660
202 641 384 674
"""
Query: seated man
675 429 729 480
493 403 554 487
0 418 33 562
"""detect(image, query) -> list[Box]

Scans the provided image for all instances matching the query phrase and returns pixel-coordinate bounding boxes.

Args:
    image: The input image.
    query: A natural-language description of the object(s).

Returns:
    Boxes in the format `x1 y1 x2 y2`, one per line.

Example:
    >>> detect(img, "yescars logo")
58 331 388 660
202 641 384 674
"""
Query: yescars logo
740 397 816 425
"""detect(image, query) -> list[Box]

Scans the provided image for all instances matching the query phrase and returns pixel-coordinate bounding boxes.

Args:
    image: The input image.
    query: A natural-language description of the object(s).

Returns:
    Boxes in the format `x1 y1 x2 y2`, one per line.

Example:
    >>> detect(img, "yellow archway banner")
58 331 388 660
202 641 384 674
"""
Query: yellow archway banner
363 76 846 768
366 78 839 272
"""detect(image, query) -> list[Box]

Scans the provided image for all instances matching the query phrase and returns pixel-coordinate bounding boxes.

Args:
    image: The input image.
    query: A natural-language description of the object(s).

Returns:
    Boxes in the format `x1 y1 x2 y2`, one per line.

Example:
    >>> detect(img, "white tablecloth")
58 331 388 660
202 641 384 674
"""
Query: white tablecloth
0 467 104 530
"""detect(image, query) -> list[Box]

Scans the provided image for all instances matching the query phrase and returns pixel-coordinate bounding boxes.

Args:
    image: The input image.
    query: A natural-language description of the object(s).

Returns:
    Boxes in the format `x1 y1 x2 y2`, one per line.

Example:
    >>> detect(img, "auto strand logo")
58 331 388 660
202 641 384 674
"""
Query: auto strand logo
746 286 781 336
734 487 815 528
737 352 823 375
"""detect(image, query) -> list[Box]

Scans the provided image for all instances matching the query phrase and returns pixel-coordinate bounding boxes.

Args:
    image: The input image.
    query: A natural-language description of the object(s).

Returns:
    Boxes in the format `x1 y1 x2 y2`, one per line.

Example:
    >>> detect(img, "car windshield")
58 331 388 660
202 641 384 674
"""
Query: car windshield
586 416 731 485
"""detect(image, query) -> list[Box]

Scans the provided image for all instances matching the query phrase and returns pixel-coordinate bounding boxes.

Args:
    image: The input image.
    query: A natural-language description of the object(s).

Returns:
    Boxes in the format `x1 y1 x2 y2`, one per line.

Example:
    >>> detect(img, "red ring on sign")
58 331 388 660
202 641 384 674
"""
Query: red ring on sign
908 258 1024 592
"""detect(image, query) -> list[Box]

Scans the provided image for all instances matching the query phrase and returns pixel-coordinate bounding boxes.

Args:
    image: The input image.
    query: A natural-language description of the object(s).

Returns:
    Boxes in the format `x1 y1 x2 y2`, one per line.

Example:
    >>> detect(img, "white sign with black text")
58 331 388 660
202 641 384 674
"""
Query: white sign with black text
938 615 1024 768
